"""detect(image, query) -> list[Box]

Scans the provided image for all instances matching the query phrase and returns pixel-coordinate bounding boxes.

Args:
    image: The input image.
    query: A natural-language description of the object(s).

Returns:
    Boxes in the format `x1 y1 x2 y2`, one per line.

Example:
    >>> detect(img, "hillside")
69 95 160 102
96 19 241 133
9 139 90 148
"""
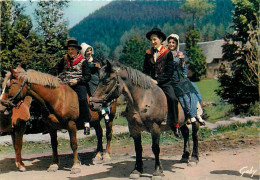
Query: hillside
69 0 233 53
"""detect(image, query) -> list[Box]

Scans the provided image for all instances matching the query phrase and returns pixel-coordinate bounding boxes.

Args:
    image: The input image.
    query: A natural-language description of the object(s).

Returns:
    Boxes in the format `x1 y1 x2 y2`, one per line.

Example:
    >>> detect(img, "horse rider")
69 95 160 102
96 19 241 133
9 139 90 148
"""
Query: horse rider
50 38 92 135
167 34 205 125
80 43 111 121
143 27 180 137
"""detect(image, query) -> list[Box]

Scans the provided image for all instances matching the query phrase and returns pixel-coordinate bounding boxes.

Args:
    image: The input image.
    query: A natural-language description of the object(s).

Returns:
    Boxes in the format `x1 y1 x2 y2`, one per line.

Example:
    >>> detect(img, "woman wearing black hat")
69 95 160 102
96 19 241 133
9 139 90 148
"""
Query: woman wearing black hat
143 28 180 137
50 38 92 135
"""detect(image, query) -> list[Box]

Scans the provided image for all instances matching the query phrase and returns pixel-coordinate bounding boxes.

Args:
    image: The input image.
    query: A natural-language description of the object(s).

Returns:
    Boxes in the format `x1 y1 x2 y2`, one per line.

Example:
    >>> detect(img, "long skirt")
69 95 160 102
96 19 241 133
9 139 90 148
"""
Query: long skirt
178 92 198 118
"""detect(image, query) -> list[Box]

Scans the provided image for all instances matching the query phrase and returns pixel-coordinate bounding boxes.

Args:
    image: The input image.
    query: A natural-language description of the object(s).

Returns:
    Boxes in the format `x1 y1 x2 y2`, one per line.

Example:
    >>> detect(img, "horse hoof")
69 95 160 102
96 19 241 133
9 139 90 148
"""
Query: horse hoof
129 170 141 179
70 163 81 174
93 152 103 164
102 152 111 162
47 164 58 172
18 166 26 172
180 157 189 163
190 156 199 164
70 167 81 174
16 163 26 172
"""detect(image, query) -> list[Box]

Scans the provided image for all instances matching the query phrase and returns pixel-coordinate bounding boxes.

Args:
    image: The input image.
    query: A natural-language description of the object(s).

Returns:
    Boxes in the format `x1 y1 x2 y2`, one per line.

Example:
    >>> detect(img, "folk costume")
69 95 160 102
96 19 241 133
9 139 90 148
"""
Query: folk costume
167 34 204 124
143 28 179 136
51 39 92 131
80 43 101 96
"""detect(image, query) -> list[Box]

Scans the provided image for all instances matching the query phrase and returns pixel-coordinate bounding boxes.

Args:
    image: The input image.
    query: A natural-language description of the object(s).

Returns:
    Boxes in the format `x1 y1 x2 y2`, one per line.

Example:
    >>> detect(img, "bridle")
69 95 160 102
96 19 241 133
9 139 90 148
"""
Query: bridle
90 69 120 105
0 78 27 108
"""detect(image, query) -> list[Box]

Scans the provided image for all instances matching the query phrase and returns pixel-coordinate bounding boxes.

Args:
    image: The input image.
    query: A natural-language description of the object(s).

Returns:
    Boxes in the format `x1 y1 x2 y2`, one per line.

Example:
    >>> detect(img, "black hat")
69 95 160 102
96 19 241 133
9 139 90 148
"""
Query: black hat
146 27 166 41
64 38 82 50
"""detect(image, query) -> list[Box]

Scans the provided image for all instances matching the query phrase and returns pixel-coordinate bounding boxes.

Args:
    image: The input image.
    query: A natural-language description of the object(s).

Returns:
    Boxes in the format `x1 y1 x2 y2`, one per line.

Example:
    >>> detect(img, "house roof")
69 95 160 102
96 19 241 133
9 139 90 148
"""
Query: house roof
178 39 225 63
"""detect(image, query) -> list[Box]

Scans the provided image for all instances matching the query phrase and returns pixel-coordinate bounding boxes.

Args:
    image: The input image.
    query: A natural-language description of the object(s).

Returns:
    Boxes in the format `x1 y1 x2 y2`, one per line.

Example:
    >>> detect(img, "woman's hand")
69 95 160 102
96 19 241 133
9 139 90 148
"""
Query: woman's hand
177 51 184 59
69 79 77 86
151 79 158 84
94 62 101 69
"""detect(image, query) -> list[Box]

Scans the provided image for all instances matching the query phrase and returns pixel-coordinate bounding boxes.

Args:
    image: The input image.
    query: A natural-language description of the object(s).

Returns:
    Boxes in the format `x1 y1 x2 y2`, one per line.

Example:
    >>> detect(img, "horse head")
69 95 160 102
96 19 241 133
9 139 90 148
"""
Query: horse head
90 60 124 111
0 66 32 132
0 66 26 119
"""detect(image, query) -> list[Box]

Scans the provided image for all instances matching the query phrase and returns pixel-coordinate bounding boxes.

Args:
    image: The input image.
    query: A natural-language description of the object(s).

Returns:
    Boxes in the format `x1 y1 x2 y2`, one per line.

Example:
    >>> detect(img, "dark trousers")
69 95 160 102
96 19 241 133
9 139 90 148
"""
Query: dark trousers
159 82 179 125
72 85 91 127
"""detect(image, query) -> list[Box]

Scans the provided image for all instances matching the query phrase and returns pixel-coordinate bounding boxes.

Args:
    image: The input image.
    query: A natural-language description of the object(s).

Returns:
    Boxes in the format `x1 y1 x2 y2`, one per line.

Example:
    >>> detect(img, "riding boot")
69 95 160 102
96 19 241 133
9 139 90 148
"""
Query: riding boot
84 122 90 135
171 123 180 138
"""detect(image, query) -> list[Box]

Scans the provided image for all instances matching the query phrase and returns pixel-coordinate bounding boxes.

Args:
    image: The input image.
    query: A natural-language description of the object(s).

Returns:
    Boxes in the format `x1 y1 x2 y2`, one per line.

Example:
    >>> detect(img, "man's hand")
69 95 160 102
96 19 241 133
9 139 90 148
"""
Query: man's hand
69 79 77 86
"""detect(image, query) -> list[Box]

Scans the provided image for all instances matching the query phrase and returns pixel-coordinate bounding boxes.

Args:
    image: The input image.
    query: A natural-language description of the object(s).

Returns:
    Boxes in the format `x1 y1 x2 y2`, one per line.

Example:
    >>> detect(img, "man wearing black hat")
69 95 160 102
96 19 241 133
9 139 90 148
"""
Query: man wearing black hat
50 38 92 135
143 28 180 137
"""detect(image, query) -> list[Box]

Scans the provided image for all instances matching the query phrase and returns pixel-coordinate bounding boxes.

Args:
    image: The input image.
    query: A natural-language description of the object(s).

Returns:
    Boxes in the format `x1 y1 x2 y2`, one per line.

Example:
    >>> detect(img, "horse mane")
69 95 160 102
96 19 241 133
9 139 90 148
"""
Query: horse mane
20 70 60 88
114 63 153 89
2 72 11 89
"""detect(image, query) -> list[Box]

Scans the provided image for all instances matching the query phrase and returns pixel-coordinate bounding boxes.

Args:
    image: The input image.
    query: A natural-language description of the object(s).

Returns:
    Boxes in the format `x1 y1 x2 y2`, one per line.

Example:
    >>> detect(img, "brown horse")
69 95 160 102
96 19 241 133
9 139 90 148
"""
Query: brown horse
0 65 116 173
90 61 201 178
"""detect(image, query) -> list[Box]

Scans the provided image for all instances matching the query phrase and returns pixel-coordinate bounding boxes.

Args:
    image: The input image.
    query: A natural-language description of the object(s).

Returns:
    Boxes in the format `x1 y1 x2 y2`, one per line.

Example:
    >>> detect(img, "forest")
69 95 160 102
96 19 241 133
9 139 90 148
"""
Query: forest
69 0 234 56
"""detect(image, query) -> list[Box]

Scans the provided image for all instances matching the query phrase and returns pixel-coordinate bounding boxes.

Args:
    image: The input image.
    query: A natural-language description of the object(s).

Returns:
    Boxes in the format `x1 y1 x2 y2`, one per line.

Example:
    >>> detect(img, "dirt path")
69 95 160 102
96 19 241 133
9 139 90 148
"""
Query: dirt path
0 145 259 180
0 116 259 180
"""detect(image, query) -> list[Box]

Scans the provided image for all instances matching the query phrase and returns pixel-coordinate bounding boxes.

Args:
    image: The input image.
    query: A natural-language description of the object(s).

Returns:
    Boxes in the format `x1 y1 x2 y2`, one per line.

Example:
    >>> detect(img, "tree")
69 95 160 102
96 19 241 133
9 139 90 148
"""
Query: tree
0 0 36 73
34 0 69 72
119 36 148 71
216 0 259 114
185 28 206 81
181 0 215 29
93 42 111 65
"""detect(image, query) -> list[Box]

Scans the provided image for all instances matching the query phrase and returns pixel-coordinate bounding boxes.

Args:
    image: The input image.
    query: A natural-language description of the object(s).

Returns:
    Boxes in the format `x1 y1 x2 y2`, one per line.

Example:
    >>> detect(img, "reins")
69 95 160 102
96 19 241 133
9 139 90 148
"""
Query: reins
0 78 27 108
90 69 120 104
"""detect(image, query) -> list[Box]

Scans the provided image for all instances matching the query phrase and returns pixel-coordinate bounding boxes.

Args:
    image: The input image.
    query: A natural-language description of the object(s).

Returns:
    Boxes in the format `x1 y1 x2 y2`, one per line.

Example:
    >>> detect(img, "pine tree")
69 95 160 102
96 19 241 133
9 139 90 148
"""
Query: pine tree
34 0 69 72
216 0 259 113
185 28 207 81
119 36 148 71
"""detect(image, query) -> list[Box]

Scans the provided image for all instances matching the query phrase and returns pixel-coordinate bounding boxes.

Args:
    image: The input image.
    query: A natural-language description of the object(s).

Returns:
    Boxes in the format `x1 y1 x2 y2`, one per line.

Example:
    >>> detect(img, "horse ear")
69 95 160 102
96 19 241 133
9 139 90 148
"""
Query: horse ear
10 67 18 78
106 60 112 73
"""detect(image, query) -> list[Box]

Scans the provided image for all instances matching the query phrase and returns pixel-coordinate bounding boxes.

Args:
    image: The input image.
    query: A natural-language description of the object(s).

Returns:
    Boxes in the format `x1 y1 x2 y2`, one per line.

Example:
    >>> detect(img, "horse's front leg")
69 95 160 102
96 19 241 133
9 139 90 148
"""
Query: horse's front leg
151 128 164 177
47 129 59 172
129 131 143 179
180 124 190 163
190 122 200 164
68 120 81 174
103 119 114 161
11 121 26 172
92 121 104 163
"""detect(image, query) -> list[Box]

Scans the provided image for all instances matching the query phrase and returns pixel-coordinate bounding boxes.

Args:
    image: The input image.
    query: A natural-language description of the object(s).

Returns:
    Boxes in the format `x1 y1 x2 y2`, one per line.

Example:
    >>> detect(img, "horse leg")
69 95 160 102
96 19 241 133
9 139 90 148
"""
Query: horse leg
92 121 103 163
129 132 143 179
190 122 200 164
68 120 81 174
11 121 26 172
180 124 190 163
151 131 164 177
103 119 113 161
47 129 59 172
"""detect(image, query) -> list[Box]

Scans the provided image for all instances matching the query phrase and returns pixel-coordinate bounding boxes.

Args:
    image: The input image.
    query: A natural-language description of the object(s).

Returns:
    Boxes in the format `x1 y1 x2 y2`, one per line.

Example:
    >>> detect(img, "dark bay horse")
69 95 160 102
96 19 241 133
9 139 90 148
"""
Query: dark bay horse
0 65 116 173
90 61 200 178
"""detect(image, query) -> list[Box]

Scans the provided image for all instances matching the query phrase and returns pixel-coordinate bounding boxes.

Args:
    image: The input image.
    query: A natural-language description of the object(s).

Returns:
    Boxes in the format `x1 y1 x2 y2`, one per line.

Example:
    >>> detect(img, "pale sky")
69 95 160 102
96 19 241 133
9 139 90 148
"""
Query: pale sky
18 0 111 28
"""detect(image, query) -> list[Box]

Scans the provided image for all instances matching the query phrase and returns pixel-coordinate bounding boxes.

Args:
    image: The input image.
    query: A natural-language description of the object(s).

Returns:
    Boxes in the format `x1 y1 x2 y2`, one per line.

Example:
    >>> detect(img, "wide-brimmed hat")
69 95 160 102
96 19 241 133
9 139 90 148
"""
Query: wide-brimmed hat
64 38 82 50
146 27 166 41
80 43 94 56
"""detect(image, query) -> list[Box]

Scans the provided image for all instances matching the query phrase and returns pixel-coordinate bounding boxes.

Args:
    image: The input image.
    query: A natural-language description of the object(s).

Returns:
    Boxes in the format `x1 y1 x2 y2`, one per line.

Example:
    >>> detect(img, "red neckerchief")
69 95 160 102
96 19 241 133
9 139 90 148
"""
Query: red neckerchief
157 46 169 60
66 54 85 68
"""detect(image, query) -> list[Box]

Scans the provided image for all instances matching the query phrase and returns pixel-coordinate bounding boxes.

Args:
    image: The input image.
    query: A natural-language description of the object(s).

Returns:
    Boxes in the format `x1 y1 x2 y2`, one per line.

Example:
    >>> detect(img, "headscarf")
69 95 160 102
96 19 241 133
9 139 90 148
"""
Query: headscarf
167 34 179 57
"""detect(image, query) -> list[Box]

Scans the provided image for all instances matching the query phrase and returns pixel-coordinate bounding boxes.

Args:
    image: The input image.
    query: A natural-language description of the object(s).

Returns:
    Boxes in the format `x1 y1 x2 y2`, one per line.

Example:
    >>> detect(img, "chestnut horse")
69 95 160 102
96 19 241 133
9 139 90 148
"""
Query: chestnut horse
0 66 116 173
90 61 201 178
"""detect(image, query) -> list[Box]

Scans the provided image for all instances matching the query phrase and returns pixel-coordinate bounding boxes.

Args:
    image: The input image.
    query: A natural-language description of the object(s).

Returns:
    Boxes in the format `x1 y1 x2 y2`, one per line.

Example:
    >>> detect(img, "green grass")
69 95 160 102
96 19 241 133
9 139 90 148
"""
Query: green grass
194 79 221 102
203 104 233 123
